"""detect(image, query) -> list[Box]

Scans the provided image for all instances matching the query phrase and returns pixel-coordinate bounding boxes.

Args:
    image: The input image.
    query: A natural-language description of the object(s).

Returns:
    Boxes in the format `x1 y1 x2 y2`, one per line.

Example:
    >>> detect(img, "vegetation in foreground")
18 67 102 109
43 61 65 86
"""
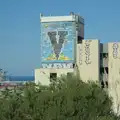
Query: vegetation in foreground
0 75 119 120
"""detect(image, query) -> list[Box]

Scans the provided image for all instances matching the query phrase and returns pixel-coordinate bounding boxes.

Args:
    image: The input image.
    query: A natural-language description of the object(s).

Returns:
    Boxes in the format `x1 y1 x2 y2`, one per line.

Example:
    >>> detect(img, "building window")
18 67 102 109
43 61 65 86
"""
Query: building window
100 67 104 74
105 81 108 88
101 81 104 88
50 73 57 82
77 36 82 44
103 53 108 58
100 53 103 60
73 64 75 68
105 67 108 74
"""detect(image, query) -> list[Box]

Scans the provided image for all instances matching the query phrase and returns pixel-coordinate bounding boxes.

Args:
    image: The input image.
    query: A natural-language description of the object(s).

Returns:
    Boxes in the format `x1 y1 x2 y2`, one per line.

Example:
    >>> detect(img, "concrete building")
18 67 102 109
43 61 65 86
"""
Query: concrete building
34 12 120 115
108 42 120 115
35 13 85 85
34 13 110 86
34 13 118 89
77 39 100 83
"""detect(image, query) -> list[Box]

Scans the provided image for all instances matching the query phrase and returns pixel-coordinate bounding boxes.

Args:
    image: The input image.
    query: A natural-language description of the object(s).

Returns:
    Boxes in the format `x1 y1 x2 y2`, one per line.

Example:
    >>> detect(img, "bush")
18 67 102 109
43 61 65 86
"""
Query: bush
0 75 119 120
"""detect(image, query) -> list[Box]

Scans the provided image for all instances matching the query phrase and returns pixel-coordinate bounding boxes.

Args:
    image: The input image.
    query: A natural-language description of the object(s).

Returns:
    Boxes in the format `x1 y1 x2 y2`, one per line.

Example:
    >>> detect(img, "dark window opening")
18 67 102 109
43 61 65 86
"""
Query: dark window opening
105 67 108 74
50 73 57 82
101 81 104 88
77 36 83 44
103 53 108 58
101 81 108 88
100 67 104 74
100 53 103 60
105 81 108 88
73 64 75 68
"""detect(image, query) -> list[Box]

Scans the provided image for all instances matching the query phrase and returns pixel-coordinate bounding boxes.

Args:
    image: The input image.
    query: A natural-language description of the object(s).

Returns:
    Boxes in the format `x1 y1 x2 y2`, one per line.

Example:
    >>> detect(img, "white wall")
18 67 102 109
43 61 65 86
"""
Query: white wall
35 69 50 85
35 68 74 86
108 42 120 115
77 39 100 82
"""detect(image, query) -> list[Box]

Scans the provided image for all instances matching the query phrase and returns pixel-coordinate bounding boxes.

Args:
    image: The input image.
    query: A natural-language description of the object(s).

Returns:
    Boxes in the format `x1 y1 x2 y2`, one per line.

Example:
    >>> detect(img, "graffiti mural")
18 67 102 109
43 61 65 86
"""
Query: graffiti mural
85 40 92 65
41 22 76 63
42 63 73 69
48 31 68 60
112 43 119 59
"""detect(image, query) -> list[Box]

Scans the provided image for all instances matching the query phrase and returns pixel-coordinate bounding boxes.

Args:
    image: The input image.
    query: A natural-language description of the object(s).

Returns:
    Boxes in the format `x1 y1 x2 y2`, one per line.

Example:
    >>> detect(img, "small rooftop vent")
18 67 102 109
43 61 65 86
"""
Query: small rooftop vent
70 12 74 15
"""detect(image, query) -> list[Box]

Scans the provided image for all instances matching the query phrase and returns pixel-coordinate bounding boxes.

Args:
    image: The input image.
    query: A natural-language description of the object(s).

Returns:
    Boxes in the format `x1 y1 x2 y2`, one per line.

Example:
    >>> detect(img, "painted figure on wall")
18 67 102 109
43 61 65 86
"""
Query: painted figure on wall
41 22 76 63
48 31 68 60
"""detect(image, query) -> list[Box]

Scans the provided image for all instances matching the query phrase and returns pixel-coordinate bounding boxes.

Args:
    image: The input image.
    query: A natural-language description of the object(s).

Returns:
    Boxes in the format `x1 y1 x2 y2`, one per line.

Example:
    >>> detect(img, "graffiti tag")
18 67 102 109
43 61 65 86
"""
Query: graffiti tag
85 40 91 65
112 43 119 59
42 63 73 69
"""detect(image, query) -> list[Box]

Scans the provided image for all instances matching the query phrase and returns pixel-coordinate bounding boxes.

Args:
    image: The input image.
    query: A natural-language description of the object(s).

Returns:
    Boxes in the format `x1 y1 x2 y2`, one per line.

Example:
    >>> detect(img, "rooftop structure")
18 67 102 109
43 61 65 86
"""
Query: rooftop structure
35 13 120 115
35 13 84 85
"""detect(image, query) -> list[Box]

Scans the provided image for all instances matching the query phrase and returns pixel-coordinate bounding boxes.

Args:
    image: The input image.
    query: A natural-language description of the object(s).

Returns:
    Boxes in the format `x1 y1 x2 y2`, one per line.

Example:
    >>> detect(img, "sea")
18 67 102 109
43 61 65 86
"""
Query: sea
9 76 34 81
0 76 34 87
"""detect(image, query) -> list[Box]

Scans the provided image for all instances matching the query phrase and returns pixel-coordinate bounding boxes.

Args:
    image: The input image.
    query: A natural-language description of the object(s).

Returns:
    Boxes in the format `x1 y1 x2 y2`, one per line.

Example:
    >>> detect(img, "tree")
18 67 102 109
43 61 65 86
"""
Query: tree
0 75 119 120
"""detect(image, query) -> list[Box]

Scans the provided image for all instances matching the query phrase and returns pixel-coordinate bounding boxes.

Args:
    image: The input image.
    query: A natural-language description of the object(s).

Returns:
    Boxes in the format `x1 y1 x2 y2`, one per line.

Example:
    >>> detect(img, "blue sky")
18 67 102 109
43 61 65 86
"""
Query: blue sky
0 0 120 76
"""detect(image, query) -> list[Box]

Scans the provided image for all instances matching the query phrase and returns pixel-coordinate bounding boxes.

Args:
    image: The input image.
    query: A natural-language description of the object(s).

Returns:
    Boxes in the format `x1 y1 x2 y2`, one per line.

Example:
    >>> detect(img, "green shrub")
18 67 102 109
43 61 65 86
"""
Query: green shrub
0 75 119 120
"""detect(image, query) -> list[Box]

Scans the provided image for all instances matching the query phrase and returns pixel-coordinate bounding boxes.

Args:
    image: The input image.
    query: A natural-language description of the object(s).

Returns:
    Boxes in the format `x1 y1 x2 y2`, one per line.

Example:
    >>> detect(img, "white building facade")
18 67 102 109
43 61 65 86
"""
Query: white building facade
34 12 120 115
35 13 85 85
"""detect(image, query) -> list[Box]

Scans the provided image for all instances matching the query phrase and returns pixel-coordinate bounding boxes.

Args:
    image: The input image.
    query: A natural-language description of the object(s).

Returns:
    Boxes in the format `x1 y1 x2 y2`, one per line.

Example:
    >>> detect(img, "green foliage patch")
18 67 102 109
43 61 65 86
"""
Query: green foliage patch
0 75 119 120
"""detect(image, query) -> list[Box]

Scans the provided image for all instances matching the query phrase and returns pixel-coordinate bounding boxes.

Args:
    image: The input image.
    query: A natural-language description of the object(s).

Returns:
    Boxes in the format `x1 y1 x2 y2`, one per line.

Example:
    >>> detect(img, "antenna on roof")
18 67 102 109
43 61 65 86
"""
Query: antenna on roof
70 12 74 15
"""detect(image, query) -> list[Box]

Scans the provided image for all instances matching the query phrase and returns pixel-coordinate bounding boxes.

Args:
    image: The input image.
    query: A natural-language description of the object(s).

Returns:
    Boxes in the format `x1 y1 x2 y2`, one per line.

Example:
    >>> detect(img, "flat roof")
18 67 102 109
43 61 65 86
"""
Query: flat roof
40 15 84 24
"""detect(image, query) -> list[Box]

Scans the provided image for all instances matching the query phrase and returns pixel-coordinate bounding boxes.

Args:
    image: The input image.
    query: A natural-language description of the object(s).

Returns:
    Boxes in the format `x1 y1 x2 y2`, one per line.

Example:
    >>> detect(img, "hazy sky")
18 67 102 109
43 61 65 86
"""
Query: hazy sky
0 0 120 76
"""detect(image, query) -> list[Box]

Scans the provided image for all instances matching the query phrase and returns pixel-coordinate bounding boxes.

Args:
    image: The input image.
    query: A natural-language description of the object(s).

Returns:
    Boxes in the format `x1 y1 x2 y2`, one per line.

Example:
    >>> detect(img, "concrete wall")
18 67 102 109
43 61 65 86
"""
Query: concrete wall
77 39 100 82
40 16 76 22
35 68 74 86
35 40 100 85
108 42 120 115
